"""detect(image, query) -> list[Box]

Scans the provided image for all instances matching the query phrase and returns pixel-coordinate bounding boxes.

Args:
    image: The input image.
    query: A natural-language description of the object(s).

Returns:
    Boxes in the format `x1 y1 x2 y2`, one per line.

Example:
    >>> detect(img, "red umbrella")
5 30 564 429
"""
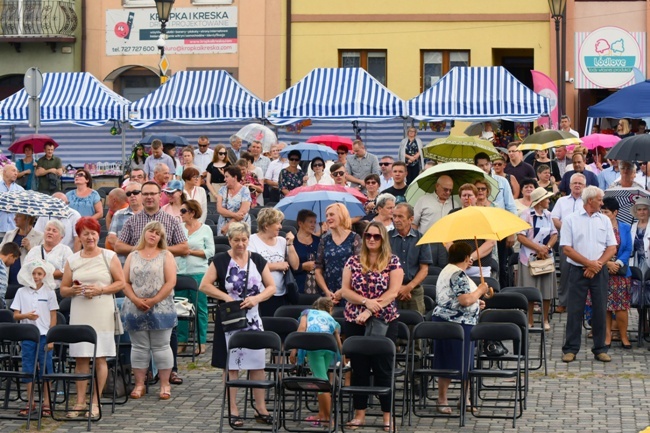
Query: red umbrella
9 134 59 154
306 135 354 151
286 184 368 203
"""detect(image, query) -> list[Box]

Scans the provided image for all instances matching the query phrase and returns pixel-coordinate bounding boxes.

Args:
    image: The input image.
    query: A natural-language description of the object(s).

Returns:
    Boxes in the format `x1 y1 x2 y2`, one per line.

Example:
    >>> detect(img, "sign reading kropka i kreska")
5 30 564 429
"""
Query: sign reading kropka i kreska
106 7 238 56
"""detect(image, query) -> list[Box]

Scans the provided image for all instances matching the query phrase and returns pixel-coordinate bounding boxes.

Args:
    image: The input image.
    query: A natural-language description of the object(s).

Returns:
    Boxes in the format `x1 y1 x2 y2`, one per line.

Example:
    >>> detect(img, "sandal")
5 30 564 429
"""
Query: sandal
170 372 183 385
66 404 87 418
254 409 273 425
383 422 396 432
85 404 101 419
346 418 365 430
41 405 52 417
130 385 147 399
231 415 244 427
436 406 452 414
159 386 171 400
18 405 36 417
177 343 187 354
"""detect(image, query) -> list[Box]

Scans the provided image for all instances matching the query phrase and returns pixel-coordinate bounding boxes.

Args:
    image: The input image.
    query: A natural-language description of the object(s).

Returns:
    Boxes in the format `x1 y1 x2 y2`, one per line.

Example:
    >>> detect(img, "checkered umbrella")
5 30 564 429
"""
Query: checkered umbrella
604 187 650 225
0 190 73 218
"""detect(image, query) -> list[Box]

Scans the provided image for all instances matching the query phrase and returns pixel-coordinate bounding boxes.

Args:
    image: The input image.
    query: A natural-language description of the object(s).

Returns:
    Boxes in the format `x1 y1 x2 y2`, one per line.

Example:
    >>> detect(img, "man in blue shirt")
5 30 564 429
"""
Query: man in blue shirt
0 165 24 236
558 152 599 194
143 139 175 180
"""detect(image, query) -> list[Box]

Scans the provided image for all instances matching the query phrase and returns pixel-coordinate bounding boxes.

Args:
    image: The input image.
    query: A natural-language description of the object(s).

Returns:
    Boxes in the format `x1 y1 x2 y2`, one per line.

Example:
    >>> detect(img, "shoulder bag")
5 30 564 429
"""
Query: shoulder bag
218 253 250 332
364 316 389 337
528 256 555 276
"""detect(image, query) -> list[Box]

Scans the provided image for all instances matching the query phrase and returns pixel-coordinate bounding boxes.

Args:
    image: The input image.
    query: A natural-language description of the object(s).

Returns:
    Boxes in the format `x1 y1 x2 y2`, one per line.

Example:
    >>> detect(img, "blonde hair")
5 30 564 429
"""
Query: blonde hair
312 297 334 312
227 222 251 239
618 119 631 135
360 221 391 273
135 221 168 251
325 203 351 230
256 208 284 232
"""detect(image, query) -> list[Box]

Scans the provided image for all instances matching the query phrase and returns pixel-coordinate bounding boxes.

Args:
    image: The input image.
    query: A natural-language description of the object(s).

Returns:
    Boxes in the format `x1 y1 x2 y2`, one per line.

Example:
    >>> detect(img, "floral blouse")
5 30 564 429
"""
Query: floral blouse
405 140 419 167
432 264 480 325
315 231 361 294
343 254 402 323
279 168 304 198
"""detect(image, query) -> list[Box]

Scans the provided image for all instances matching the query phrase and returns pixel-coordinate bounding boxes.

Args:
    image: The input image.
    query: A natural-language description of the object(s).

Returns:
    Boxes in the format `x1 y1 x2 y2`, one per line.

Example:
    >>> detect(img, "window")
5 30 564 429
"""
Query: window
122 0 154 7
421 50 469 91
339 50 387 86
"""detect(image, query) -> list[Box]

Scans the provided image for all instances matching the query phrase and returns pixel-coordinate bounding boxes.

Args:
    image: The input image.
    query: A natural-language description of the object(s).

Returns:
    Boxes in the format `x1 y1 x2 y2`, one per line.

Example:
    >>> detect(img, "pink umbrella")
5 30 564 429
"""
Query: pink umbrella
580 133 620 150
9 134 59 154
306 135 354 151
286 184 368 203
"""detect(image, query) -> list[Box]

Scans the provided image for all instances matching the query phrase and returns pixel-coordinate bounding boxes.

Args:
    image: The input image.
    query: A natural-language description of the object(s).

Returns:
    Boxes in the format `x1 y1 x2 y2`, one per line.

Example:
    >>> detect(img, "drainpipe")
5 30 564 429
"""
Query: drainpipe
285 0 291 89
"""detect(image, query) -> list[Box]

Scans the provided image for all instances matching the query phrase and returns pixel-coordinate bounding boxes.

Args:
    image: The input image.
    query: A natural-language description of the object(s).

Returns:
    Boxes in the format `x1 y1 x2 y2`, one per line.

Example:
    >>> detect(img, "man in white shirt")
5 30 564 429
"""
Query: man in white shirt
194 135 214 174
34 192 81 252
551 172 586 312
413 175 455 235
560 115 580 138
0 165 24 236
265 142 288 203
379 156 394 191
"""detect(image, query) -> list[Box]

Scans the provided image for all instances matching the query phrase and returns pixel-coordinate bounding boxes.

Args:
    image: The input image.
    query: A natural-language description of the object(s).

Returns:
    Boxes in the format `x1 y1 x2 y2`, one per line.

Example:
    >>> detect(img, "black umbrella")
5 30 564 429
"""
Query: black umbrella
605 134 650 162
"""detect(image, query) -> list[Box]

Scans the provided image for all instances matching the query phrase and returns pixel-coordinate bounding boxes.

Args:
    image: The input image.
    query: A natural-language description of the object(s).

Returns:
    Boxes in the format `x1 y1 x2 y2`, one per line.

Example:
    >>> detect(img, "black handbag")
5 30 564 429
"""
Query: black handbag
218 254 250 332
484 340 509 357
285 268 300 304
364 316 389 337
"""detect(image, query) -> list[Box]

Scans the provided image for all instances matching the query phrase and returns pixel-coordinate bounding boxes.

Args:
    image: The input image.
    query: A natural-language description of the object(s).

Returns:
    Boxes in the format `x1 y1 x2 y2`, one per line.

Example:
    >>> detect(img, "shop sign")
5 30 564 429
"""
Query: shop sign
106 7 237 56
577 26 642 88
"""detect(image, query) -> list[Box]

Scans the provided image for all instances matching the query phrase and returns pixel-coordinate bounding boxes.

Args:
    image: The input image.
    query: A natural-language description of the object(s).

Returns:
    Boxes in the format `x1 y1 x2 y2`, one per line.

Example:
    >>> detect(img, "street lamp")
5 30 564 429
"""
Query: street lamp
548 0 566 120
154 0 174 84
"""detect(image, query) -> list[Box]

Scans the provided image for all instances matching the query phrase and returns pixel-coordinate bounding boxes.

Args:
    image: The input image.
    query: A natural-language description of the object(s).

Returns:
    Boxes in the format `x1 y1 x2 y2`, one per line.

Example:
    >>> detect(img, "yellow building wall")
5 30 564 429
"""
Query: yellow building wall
289 0 552 100
84 0 284 100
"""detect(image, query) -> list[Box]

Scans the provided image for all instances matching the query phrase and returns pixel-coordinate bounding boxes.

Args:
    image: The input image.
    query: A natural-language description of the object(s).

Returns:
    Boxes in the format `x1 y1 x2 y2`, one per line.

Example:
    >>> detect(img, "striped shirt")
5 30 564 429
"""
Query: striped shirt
0 260 7 308
117 209 187 247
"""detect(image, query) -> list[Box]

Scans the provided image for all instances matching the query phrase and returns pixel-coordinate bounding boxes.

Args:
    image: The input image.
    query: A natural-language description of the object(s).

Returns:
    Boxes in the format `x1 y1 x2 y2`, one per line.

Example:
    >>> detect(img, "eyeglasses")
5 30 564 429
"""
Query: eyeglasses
476 187 488 192
141 192 159 197
75 172 86 178
191 175 201 179
440 187 453 193
218 152 227 155
312 163 324 168
125 190 141 197
379 162 392 166
337 151 347 155
493 162 504 167
364 233 382 241
180 208 189 214
332 171 345 177
365 180 377 185
198 144 209 147
289 158 301 162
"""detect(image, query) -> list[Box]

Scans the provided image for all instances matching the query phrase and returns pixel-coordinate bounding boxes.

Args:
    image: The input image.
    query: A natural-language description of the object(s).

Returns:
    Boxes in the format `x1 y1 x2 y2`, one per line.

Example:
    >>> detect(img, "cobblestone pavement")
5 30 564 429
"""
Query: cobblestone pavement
3 312 650 433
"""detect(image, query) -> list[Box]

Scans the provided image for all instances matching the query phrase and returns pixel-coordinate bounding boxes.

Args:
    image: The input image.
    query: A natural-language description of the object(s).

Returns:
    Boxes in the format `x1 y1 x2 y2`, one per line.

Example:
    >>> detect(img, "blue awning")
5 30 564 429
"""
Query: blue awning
128 70 265 128
266 68 407 126
587 80 650 119
407 66 551 122
0 72 129 126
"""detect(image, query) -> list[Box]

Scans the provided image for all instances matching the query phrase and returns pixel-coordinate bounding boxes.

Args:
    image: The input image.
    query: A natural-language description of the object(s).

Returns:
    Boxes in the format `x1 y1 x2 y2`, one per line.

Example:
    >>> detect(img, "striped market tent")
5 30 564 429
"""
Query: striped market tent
128 70 265 128
0 72 129 126
266 68 407 126
408 66 551 122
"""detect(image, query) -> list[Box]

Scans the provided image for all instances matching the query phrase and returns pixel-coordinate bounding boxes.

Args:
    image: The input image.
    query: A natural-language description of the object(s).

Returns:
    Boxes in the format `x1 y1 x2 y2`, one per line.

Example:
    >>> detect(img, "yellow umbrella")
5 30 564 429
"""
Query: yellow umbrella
418 206 531 291
517 130 582 151
423 135 500 163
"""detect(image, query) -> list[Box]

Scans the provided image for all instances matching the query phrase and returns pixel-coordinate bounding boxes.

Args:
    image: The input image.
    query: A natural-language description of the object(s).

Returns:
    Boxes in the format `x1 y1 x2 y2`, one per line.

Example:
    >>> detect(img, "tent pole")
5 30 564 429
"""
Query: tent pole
121 122 126 174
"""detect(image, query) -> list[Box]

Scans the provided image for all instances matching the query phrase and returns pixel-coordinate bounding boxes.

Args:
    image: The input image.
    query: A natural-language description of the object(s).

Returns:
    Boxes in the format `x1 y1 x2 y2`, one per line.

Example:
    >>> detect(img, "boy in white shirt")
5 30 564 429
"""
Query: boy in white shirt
11 260 58 416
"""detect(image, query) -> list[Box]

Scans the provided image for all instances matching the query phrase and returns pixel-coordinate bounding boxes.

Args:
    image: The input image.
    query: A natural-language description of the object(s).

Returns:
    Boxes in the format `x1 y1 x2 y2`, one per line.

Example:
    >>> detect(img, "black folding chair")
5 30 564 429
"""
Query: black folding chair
40 324 99 431
0 323 41 430
274 305 310 320
281 332 342 433
175 276 199 361
468 322 524 428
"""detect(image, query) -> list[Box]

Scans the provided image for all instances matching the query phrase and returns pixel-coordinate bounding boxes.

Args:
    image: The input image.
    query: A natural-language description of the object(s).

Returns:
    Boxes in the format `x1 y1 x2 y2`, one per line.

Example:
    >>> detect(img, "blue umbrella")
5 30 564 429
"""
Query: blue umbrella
138 133 190 147
279 142 338 161
274 191 365 223
0 190 73 218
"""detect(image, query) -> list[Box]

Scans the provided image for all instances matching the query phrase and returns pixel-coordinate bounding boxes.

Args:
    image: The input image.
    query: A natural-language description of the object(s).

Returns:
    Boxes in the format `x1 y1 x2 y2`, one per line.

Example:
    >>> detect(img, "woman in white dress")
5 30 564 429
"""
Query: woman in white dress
60 217 125 418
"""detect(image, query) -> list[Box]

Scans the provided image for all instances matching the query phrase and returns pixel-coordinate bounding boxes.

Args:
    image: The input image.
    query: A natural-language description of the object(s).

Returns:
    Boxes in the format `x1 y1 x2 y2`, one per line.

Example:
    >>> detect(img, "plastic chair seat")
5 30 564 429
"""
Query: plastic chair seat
282 377 332 393
341 385 392 395
226 378 277 389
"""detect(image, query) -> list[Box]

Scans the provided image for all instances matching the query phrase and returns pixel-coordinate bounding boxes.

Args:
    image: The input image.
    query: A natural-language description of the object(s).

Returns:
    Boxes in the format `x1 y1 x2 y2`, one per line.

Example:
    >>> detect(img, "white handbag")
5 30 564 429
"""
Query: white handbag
174 297 195 317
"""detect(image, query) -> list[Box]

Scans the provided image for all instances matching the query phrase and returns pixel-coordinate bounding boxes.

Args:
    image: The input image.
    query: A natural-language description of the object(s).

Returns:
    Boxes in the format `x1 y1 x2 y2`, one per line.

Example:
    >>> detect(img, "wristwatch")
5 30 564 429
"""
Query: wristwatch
362 298 367 305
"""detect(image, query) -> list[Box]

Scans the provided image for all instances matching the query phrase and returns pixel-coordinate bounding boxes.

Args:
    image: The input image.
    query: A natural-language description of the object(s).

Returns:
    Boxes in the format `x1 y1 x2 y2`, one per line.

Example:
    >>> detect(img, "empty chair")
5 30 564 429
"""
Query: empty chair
274 305 309 320
297 293 321 306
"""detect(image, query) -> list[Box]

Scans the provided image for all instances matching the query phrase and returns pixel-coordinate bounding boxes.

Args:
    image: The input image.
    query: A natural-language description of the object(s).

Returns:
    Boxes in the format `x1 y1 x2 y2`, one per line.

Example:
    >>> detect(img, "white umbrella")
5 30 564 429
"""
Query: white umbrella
235 124 277 152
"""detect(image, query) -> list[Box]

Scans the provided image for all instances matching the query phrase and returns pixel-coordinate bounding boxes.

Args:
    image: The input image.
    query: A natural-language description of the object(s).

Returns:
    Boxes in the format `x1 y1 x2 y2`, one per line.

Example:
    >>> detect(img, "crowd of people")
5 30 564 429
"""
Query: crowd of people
1 117 648 423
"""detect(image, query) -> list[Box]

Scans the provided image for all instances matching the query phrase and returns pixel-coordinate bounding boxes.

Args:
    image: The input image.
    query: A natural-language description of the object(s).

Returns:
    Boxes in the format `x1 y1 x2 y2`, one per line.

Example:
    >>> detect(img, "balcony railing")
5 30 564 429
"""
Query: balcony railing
0 0 78 37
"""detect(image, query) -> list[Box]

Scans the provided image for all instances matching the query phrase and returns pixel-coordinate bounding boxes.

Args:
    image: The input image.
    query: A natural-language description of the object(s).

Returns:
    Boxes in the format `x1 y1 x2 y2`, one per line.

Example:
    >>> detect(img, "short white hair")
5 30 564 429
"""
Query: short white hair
581 185 603 202
569 172 586 185
376 193 396 209
45 220 65 238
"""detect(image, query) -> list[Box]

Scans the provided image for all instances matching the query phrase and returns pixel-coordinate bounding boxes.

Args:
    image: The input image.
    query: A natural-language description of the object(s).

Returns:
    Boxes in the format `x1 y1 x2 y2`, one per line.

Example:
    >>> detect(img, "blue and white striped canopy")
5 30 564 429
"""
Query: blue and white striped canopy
266 68 407 126
0 72 129 127
407 66 551 122
129 70 265 128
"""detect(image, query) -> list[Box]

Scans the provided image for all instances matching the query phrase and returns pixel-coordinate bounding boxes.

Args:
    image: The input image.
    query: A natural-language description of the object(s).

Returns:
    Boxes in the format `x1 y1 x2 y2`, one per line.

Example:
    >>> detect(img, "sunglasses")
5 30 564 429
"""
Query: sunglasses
312 163 324 168
289 158 301 162
125 190 141 197
365 180 377 185
379 162 392 166
75 172 86 178
332 171 345 177
364 233 382 241
198 144 209 147
180 208 189 214
476 187 488 191
337 151 347 155
492 162 504 166
218 152 227 155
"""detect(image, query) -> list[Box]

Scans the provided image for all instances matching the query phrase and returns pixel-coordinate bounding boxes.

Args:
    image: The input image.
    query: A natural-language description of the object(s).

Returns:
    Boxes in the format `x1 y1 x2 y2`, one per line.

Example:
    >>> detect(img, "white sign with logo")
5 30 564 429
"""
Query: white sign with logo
576 26 644 89
106 7 237 56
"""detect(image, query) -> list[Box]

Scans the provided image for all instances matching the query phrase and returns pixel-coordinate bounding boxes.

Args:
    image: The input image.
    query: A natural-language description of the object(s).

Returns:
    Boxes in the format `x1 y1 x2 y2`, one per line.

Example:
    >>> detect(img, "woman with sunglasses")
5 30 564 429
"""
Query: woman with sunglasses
473 179 493 208
66 169 103 220
206 144 231 202
176 199 214 355
341 221 403 431
492 156 520 199
363 174 381 216
161 179 187 223
279 150 305 198
306 157 334 186
181 167 207 224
